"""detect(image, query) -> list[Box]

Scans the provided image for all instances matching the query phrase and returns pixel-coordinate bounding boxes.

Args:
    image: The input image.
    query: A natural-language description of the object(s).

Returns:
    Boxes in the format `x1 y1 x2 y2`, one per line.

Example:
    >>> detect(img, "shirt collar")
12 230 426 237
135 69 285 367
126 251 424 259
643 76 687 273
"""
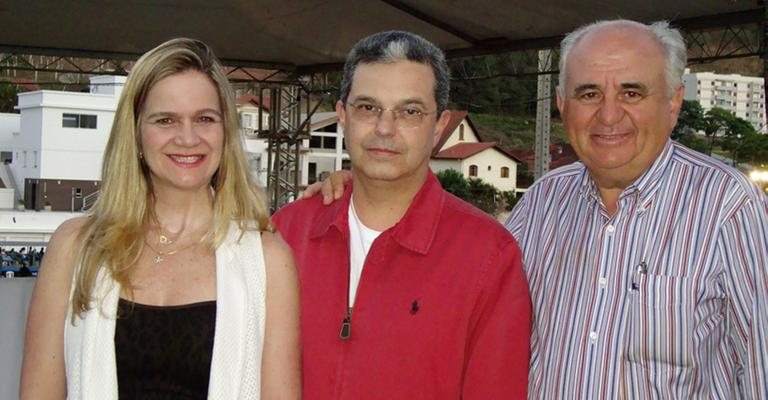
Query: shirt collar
309 171 445 255
579 139 674 206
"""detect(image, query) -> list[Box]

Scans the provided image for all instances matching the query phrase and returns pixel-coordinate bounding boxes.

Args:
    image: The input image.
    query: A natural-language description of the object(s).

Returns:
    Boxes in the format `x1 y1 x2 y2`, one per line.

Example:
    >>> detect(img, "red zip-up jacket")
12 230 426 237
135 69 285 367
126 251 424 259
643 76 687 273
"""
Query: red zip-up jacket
273 172 531 399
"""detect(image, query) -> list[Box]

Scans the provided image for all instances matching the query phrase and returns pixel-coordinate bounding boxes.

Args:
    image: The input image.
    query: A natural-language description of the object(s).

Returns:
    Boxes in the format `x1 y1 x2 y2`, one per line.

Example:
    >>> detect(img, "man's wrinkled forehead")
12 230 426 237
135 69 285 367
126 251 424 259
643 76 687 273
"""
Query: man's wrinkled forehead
564 25 664 86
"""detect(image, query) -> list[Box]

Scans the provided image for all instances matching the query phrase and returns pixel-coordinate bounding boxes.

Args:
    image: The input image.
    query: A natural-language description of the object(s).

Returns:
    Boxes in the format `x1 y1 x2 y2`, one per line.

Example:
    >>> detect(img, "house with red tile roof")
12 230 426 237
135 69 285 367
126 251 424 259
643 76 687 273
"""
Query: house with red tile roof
507 143 580 174
430 111 523 193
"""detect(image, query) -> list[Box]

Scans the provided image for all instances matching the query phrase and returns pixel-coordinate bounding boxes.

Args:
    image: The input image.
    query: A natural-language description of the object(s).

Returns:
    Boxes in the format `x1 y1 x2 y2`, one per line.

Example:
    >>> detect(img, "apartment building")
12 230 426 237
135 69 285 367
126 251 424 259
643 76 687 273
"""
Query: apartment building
682 68 766 133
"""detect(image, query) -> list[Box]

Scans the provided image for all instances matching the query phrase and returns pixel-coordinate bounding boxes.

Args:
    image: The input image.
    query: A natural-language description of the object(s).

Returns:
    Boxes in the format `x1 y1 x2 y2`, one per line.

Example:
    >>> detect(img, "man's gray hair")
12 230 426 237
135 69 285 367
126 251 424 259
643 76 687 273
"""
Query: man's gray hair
558 19 687 97
340 31 450 114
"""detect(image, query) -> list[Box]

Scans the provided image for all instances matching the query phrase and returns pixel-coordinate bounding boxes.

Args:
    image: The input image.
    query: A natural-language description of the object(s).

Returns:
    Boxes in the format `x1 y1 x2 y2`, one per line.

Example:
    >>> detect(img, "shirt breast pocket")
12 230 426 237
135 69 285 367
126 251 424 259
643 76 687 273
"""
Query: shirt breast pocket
625 273 695 370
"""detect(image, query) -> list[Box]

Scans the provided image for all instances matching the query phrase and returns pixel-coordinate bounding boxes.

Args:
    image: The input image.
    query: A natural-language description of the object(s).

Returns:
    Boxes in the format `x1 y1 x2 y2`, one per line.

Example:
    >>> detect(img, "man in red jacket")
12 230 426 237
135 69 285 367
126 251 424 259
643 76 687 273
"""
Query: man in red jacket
272 31 531 399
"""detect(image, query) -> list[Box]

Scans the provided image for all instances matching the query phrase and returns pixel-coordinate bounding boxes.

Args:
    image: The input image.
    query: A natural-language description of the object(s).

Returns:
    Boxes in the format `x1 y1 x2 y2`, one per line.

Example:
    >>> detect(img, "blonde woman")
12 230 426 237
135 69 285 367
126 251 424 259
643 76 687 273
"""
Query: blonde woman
20 38 300 399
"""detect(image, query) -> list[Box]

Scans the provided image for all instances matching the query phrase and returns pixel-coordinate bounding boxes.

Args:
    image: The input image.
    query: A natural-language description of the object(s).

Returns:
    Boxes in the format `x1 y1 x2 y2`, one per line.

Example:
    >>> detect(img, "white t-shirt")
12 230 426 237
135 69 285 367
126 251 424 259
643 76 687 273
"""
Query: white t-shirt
347 200 382 305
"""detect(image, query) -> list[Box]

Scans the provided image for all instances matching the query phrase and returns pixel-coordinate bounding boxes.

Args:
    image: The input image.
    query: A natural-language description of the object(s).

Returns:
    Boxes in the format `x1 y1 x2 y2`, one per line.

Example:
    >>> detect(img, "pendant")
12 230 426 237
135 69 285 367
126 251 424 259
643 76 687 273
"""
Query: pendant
153 255 163 264
159 234 172 245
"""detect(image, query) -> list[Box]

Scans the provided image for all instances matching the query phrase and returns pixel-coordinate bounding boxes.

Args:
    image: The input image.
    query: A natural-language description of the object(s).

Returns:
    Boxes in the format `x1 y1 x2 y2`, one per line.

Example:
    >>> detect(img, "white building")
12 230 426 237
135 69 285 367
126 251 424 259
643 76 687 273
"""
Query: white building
237 94 271 187
301 112 348 186
430 111 521 193
12 75 123 185
682 68 766 133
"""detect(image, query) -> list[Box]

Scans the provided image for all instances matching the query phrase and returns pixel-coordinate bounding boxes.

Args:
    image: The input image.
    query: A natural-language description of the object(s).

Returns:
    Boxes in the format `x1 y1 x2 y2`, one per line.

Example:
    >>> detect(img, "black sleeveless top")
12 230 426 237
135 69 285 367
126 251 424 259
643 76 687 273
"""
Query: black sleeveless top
114 298 217 399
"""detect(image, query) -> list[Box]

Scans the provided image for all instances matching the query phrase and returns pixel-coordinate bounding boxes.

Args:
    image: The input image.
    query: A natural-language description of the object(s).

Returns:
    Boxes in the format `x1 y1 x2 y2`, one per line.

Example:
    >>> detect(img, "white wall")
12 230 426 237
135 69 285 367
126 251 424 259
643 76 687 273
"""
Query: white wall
0 113 20 151
441 121 480 148
462 148 518 192
0 278 35 400
0 210 82 243
0 188 14 209
13 88 117 185
429 159 461 174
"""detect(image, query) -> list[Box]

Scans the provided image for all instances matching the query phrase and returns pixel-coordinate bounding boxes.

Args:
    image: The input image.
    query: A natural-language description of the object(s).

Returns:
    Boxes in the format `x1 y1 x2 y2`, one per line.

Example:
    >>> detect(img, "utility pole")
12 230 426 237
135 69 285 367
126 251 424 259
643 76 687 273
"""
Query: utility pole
535 49 553 180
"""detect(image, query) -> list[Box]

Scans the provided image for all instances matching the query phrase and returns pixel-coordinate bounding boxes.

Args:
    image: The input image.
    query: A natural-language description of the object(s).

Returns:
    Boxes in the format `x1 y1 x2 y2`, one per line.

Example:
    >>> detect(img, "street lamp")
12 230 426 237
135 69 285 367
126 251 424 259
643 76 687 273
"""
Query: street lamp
750 169 768 193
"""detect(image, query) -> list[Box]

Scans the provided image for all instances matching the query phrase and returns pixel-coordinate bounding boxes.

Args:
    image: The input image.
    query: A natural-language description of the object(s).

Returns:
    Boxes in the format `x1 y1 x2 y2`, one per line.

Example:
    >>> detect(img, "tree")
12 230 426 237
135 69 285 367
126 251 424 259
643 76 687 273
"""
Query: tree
737 131 768 165
702 108 734 155
720 116 757 165
467 178 499 214
499 191 519 211
672 100 705 140
677 134 710 154
435 169 500 215
0 82 23 113
435 169 470 199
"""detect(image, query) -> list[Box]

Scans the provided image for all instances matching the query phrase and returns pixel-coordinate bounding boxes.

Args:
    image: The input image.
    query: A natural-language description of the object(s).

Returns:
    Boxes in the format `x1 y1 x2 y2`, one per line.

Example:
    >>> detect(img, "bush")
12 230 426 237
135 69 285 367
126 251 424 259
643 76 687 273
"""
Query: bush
435 169 470 199
436 169 499 214
467 178 499 214
499 191 518 211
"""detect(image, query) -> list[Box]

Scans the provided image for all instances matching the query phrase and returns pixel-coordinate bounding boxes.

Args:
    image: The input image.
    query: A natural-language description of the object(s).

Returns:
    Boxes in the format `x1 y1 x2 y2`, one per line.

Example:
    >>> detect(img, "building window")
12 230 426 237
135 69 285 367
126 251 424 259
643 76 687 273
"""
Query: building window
459 124 465 141
62 113 97 129
241 113 254 128
469 165 478 177
500 167 510 178
308 162 317 184
33 151 37 168
309 135 337 149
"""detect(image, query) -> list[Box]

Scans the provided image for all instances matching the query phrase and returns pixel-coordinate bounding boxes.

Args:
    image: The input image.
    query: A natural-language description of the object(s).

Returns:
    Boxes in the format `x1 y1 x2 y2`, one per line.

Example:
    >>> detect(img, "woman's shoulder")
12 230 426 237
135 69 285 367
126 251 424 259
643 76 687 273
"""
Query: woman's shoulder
55 215 89 236
47 216 89 262
260 230 295 269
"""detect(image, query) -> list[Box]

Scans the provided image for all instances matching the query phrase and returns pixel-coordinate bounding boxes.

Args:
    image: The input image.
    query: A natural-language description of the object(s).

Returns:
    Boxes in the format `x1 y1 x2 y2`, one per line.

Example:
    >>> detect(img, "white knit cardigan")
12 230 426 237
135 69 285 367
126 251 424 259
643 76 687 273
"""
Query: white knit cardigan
64 225 266 399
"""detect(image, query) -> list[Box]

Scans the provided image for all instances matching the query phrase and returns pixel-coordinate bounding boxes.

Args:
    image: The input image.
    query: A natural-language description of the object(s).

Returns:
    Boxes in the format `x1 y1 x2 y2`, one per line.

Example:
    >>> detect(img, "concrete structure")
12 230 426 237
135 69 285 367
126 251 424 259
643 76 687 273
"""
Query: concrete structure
682 68 766 133
0 278 35 400
238 94 271 187
0 210 80 244
0 76 125 210
431 111 521 193
301 112 348 187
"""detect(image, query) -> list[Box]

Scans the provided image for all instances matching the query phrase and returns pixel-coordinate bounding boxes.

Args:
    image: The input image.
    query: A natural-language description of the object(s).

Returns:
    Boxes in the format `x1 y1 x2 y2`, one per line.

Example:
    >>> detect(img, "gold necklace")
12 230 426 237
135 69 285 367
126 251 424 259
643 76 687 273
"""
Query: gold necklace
144 239 199 264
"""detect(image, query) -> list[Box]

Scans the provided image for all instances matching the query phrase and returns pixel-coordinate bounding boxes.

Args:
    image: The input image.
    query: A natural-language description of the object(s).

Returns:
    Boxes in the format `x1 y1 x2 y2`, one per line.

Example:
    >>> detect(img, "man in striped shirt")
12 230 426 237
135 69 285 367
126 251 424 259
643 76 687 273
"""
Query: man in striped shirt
506 19 768 398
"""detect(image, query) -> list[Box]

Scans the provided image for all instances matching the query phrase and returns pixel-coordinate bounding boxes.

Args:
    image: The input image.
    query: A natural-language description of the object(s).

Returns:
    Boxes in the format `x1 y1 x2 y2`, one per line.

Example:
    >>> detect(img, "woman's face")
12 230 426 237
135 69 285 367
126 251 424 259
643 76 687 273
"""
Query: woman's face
139 69 225 195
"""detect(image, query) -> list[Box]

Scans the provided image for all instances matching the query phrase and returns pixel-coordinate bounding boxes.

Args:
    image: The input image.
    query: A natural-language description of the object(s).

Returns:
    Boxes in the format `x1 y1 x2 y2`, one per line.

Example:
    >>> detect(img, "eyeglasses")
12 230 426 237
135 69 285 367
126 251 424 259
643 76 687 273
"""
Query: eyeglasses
346 102 436 129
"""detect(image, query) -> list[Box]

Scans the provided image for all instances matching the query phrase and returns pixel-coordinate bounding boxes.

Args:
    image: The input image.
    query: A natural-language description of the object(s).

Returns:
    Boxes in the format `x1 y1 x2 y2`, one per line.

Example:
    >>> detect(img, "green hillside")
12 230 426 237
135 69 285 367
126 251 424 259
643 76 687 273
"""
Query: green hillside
469 113 569 149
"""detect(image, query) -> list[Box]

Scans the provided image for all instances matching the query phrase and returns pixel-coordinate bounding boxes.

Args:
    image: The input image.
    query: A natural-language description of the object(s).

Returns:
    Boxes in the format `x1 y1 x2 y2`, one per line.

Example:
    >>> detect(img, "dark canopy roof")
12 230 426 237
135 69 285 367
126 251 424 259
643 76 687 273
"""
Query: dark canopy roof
0 1 761 73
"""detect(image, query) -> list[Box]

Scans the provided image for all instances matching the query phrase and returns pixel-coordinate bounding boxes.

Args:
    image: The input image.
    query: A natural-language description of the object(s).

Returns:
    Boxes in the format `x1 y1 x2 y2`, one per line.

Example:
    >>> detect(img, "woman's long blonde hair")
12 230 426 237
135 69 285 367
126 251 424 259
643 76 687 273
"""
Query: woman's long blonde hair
71 38 270 318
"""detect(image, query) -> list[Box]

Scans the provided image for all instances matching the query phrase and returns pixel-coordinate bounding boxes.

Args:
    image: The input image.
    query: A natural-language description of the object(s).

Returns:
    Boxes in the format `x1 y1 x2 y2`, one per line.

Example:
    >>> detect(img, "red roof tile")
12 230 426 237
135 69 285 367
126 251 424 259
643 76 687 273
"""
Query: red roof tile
432 110 468 156
507 143 579 170
235 94 270 111
433 142 498 159
1 77 39 91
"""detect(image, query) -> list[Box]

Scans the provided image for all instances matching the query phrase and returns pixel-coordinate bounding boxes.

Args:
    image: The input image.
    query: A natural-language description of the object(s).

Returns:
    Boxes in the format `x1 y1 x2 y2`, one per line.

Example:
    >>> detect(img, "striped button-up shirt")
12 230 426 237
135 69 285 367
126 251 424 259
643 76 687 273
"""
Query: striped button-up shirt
506 140 768 398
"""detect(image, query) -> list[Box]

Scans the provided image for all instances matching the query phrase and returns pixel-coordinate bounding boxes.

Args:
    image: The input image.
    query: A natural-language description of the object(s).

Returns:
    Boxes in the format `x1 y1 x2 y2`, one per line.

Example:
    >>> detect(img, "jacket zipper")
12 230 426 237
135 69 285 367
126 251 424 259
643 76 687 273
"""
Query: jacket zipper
340 245 353 340
339 306 352 339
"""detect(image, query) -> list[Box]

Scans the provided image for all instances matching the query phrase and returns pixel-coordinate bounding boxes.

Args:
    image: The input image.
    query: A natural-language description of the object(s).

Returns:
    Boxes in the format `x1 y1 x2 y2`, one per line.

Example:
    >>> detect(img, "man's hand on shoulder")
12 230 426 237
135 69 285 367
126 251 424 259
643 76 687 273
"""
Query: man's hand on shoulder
301 170 353 205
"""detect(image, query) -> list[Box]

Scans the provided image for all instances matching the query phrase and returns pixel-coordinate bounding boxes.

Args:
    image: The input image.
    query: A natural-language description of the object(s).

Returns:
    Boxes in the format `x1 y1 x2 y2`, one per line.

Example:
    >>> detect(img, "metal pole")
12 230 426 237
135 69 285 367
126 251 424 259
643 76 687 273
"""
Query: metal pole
763 4 767 131
534 49 552 180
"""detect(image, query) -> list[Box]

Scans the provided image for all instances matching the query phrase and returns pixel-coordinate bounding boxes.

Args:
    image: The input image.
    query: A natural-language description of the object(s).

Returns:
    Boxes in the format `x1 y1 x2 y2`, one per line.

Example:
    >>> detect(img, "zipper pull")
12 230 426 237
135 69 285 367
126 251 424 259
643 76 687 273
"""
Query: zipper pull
339 307 352 340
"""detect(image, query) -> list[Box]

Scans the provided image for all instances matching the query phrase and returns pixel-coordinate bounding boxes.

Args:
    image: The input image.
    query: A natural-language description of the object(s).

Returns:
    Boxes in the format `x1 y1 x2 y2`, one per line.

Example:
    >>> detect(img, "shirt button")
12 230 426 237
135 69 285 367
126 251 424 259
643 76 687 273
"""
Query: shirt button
589 331 598 342
606 225 615 234
598 277 607 288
